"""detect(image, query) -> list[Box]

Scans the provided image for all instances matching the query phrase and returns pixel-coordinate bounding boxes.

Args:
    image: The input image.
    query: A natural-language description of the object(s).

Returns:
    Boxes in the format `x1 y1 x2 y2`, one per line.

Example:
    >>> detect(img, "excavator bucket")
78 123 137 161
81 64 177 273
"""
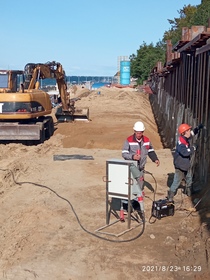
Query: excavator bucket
55 106 89 122
73 107 89 121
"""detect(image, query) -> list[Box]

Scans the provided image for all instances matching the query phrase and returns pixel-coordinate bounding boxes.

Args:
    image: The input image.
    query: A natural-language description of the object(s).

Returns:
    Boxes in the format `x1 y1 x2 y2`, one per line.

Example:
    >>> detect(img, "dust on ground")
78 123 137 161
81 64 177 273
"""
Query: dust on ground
0 86 209 280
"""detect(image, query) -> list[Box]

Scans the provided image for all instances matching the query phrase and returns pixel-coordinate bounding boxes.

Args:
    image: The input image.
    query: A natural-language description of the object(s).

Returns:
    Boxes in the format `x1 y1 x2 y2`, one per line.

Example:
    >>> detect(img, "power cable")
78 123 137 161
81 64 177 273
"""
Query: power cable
0 168 145 243
143 170 160 224
185 187 210 217
144 170 158 202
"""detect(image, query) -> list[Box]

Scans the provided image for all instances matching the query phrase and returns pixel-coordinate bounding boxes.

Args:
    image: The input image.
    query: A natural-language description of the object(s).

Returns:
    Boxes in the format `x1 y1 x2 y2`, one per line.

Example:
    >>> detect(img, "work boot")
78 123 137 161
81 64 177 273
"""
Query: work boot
167 190 175 202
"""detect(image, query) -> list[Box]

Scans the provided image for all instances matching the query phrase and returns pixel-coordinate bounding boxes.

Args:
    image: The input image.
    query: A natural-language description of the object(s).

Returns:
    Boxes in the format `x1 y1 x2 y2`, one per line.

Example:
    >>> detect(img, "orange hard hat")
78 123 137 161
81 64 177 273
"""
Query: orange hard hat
178 123 192 134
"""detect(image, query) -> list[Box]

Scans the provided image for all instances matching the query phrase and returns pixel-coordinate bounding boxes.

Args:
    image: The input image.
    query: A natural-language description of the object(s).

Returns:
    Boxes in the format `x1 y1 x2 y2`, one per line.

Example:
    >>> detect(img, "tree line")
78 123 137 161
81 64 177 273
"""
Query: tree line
130 0 210 85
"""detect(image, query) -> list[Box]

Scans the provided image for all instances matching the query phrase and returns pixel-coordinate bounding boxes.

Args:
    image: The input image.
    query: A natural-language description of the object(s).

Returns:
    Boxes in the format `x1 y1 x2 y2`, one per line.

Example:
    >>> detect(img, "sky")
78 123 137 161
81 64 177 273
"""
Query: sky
0 0 201 76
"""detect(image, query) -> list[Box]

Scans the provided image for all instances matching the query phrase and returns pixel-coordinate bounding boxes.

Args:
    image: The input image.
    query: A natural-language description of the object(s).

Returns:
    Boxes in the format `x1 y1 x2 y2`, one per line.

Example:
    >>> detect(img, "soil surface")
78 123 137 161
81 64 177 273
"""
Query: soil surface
0 86 209 280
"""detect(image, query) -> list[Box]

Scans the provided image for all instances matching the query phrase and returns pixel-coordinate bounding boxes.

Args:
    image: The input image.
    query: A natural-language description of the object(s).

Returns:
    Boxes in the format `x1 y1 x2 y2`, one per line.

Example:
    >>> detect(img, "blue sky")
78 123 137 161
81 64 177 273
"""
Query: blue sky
0 0 201 76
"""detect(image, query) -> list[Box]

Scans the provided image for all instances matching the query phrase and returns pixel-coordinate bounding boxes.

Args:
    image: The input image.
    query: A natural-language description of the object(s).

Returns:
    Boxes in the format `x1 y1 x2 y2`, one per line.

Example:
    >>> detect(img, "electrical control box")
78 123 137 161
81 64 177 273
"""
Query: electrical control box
106 159 137 199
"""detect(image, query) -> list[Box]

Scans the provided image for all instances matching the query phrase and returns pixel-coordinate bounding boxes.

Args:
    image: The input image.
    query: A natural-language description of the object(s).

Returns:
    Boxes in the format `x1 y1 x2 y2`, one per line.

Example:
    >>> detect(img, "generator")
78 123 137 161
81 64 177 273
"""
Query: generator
151 199 175 219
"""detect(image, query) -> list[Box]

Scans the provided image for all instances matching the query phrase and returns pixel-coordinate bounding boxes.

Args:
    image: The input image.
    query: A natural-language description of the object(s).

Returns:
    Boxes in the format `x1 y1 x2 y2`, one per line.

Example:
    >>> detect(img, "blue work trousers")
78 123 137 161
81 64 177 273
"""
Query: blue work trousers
170 168 192 194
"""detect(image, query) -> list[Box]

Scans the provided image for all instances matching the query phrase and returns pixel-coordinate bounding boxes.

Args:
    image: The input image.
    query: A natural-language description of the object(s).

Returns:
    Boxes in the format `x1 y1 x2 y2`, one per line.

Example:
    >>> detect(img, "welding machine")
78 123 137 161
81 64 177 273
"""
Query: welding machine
151 199 175 219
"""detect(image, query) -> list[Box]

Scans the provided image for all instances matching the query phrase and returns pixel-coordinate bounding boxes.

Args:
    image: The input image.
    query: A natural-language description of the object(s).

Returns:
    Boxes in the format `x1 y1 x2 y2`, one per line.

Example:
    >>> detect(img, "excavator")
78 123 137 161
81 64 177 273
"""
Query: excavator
0 61 89 143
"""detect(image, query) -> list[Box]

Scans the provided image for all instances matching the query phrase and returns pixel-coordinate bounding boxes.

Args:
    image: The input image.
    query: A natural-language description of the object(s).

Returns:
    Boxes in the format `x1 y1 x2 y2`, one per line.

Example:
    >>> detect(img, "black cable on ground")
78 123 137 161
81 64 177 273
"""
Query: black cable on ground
0 168 145 243
144 170 158 202
143 170 159 224
185 187 210 217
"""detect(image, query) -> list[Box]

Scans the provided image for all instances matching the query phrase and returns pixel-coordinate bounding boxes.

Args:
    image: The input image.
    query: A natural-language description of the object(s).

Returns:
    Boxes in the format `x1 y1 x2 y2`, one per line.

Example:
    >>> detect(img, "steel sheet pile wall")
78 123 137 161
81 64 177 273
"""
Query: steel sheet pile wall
148 25 210 186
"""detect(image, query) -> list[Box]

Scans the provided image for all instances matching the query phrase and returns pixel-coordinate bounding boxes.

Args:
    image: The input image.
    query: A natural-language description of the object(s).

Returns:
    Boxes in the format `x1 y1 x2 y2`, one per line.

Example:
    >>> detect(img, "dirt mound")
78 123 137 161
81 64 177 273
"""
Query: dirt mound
69 85 91 99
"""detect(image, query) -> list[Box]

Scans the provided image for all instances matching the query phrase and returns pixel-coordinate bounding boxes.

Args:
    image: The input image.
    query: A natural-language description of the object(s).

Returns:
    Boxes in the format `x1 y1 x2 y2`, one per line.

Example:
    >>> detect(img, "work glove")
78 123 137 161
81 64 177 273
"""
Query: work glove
193 124 204 135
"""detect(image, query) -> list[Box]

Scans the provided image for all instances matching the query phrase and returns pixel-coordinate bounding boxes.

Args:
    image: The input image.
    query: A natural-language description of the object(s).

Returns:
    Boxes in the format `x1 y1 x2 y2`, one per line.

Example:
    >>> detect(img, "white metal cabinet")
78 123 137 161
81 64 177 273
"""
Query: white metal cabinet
105 158 137 228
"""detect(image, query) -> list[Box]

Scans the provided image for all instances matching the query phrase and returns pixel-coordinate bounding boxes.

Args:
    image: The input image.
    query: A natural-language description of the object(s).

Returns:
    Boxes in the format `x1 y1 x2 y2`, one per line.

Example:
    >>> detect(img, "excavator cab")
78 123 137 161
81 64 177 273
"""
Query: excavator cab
0 70 24 92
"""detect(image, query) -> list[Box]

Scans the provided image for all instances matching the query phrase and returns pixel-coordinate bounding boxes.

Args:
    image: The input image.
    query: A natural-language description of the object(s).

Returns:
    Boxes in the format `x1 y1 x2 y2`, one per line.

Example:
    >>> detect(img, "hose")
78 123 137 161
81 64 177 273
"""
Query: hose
142 170 160 224
0 168 145 243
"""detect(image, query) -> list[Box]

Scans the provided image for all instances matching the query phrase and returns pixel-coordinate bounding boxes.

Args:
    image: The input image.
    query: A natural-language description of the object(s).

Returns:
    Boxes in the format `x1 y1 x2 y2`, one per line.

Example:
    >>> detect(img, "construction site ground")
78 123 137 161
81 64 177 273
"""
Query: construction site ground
0 86 209 280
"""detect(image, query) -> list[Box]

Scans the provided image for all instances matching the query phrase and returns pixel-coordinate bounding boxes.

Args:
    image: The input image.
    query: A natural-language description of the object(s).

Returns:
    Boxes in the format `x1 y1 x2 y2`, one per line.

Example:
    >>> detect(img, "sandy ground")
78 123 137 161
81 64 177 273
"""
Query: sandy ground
0 86 209 280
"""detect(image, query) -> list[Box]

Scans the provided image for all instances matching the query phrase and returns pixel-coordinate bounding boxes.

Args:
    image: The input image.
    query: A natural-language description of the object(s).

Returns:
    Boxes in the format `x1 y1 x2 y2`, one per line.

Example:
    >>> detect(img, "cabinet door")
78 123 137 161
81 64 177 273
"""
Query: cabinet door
107 159 137 199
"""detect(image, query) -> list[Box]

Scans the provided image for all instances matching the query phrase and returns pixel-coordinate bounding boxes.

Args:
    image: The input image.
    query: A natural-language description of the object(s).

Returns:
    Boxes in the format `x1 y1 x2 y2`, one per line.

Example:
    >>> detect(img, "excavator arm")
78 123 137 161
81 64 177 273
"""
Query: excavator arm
23 61 89 122
25 61 70 111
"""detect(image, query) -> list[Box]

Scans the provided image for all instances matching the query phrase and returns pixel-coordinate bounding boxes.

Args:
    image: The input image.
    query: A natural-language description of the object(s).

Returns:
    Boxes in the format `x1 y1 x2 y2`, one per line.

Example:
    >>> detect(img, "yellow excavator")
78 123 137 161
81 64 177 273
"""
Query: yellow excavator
0 61 89 143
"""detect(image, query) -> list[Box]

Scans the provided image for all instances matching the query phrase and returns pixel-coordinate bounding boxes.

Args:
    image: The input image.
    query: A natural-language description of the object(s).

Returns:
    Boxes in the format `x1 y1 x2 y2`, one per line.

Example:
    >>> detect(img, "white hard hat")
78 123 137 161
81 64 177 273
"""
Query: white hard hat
133 121 145 131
